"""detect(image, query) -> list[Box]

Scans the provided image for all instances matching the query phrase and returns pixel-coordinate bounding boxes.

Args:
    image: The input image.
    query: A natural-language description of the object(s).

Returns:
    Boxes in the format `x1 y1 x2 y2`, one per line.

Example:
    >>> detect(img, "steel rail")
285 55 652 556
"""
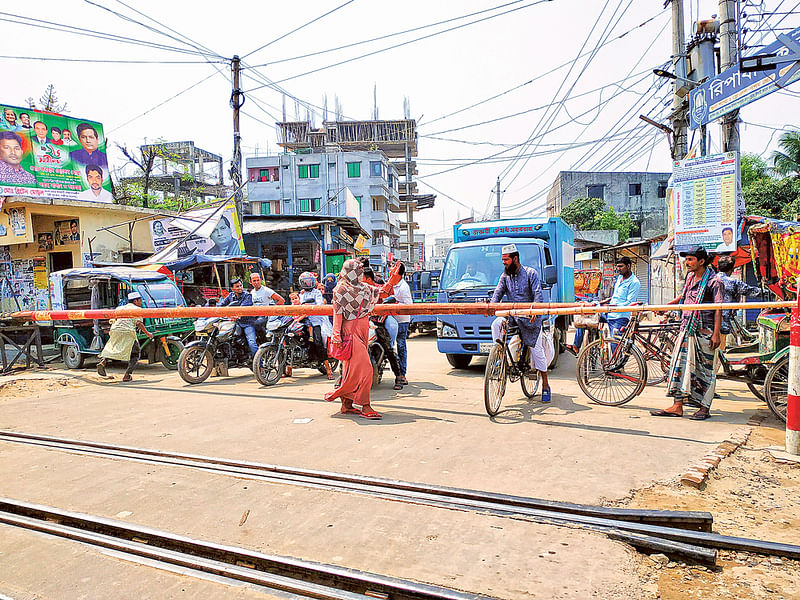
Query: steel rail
0 430 712 530
9 433 800 563
0 431 720 564
0 497 493 600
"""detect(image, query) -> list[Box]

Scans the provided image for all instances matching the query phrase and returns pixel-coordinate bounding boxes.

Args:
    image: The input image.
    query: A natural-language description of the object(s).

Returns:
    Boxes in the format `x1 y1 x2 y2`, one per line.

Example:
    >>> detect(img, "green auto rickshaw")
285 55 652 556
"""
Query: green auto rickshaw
50 266 194 370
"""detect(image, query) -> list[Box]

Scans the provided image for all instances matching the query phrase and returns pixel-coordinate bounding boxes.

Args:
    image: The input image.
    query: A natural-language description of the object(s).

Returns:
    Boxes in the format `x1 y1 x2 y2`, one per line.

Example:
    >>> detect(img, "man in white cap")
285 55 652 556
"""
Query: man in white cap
490 243 552 402
96 291 154 382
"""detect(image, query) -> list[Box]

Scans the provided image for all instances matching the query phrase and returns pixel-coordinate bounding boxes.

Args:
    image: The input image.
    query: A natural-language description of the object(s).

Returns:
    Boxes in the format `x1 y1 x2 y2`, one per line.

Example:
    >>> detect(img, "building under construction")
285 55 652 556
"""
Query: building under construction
276 120 435 262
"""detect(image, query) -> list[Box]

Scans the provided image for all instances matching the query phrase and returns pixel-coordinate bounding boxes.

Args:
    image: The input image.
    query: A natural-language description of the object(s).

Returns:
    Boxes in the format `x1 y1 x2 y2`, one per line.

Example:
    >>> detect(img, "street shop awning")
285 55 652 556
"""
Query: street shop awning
243 215 369 240
53 266 169 281
243 219 331 235
164 254 272 272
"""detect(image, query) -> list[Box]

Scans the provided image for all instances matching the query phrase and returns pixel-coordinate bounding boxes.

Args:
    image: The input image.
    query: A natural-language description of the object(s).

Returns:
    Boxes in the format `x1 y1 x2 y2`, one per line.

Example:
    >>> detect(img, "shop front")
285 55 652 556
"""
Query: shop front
243 215 367 295
0 195 171 311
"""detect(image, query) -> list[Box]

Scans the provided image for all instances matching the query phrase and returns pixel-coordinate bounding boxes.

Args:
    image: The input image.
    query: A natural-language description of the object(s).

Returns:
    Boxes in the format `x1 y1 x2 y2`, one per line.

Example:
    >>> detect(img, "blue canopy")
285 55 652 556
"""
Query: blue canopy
164 254 272 272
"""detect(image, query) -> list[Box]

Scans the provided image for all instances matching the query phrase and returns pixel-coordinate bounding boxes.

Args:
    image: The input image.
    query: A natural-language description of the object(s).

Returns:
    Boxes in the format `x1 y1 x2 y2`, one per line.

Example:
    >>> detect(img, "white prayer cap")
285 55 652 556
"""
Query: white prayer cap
128 291 142 301
501 243 518 255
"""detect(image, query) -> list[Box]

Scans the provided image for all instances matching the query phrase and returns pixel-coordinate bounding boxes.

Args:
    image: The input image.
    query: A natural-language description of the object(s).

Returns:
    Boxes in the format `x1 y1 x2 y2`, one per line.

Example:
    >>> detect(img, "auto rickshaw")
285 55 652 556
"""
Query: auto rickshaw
50 267 194 370
719 216 799 422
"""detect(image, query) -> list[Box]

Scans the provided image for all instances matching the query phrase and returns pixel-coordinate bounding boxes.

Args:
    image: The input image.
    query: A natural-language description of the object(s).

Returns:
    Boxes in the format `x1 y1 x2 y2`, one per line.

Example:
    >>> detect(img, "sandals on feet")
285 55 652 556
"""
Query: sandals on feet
541 388 551 403
393 378 403 390
339 408 361 415
650 409 682 417
96 362 106 377
359 410 382 420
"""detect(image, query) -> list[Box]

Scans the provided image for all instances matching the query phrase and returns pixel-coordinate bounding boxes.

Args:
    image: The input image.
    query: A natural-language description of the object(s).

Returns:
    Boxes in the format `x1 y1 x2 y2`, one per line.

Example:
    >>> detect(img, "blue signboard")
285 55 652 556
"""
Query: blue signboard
689 26 800 129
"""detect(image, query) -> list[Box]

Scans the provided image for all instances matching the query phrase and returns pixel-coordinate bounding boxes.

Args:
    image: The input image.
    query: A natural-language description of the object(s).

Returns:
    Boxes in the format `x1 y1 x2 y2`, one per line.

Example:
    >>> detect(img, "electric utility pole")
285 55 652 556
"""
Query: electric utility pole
671 0 688 161
719 0 740 152
231 55 244 222
405 141 414 264
495 177 501 220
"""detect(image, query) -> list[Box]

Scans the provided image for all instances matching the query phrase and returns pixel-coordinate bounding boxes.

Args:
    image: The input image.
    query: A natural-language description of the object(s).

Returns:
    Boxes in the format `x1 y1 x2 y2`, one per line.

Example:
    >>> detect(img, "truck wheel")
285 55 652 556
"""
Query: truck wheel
446 353 472 369
62 345 85 370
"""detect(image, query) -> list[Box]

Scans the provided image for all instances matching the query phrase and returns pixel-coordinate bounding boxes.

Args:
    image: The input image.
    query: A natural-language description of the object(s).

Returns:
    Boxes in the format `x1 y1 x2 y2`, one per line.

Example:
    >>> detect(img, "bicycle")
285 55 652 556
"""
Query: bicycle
634 315 680 385
575 311 650 406
484 316 541 416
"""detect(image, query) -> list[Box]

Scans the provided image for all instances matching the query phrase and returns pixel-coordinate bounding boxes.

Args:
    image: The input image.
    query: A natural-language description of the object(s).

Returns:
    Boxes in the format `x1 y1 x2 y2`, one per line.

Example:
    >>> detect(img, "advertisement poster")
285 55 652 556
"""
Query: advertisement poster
149 202 244 259
0 103 113 202
37 232 54 251
54 219 80 245
673 152 740 252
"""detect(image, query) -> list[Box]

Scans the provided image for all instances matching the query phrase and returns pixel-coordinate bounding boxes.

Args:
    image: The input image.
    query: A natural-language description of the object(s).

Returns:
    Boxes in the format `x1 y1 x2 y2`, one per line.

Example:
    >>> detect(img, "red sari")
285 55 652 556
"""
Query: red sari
326 313 372 409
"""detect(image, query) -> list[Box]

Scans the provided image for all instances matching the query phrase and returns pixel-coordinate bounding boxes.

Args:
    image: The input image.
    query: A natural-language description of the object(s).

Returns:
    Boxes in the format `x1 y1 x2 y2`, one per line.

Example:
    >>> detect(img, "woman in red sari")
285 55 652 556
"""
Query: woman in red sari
325 259 402 419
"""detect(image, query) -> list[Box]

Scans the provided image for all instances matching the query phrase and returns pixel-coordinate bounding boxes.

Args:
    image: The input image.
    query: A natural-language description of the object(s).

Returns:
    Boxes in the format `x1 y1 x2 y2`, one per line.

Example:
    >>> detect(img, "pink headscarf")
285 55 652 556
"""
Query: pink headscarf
333 259 380 320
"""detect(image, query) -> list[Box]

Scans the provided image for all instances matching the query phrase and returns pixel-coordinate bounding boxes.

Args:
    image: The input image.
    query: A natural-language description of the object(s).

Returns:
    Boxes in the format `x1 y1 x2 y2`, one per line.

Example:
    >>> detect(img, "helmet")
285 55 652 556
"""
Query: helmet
299 271 317 290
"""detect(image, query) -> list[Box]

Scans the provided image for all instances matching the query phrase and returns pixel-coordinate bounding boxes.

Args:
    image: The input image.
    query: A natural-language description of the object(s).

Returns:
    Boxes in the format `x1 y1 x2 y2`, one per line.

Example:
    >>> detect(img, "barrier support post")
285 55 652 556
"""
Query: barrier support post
788 294 800 455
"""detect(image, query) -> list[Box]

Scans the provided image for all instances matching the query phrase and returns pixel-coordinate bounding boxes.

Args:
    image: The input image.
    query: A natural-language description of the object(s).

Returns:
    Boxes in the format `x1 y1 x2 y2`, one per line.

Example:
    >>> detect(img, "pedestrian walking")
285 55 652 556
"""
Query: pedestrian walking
96 291 153 382
651 247 723 420
325 259 382 418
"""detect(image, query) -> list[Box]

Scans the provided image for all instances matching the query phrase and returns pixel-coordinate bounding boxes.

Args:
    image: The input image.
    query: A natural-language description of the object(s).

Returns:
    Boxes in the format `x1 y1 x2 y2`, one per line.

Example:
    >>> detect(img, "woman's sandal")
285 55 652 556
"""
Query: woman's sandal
359 410 382 420
339 407 361 415
393 378 403 390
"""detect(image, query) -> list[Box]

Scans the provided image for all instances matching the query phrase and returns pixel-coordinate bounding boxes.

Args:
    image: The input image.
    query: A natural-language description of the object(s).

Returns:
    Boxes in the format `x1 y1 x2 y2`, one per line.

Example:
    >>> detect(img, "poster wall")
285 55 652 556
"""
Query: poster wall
0 103 113 202
673 151 740 252
149 202 244 258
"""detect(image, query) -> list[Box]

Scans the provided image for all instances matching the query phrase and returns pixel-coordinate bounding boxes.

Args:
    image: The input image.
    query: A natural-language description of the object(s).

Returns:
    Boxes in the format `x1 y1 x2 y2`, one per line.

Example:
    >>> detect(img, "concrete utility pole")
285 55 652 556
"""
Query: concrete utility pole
231 55 244 222
671 0 688 161
495 177 501 220
719 0 740 153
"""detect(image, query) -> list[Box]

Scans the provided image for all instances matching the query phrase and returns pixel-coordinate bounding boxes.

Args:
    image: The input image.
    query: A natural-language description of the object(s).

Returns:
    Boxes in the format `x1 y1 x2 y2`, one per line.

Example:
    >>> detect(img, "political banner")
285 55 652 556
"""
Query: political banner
149 202 245 259
0 103 113 202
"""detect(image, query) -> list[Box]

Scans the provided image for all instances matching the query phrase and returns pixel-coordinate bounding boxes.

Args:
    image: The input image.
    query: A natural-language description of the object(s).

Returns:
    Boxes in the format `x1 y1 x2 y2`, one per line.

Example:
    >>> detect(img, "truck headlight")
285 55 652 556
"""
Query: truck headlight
437 319 457 338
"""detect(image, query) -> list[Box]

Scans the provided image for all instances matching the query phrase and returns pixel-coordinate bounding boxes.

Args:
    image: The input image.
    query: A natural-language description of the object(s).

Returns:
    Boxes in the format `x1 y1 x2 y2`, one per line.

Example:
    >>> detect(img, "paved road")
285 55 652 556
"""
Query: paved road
0 336 763 599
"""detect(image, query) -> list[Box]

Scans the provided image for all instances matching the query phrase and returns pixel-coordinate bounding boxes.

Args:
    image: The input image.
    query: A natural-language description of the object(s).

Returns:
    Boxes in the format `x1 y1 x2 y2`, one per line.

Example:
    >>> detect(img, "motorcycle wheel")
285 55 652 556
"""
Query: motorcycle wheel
254 346 286 386
372 358 386 388
178 346 213 384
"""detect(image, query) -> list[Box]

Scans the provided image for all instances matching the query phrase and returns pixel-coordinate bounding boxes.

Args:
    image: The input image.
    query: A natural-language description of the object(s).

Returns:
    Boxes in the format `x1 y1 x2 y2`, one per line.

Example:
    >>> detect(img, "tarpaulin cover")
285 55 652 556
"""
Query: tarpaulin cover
164 254 272 272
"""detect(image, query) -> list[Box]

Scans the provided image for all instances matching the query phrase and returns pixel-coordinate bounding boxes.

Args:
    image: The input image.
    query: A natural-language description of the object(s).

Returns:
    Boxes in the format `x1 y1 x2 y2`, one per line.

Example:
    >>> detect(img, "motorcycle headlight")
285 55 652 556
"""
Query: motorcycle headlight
437 319 457 338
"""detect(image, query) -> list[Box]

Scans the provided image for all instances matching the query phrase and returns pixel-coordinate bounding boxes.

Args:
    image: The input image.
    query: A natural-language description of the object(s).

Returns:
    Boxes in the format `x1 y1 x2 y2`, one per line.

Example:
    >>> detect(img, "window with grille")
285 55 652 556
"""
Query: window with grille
298 164 309 179
347 162 361 178
309 164 319 178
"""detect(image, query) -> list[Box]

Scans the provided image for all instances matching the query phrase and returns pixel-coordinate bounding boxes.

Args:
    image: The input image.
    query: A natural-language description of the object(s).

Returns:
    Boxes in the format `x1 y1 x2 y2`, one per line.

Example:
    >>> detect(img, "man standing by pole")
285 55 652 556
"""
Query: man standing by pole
393 262 413 387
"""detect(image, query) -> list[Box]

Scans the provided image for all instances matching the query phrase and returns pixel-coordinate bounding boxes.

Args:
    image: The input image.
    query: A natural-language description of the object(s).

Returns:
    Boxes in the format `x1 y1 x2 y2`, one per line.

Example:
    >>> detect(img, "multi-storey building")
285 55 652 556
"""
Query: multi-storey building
246 149 401 272
547 171 671 240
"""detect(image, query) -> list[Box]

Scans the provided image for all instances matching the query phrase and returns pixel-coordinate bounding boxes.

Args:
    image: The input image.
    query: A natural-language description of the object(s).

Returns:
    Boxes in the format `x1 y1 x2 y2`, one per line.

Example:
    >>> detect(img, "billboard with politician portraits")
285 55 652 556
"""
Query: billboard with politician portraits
0 103 113 203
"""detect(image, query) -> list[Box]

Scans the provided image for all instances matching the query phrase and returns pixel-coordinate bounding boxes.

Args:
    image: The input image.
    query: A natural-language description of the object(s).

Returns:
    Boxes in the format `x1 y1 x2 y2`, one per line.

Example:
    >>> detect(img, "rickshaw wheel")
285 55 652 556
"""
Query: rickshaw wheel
62 344 85 370
158 339 185 370
746 381 766 402
764 356 788 423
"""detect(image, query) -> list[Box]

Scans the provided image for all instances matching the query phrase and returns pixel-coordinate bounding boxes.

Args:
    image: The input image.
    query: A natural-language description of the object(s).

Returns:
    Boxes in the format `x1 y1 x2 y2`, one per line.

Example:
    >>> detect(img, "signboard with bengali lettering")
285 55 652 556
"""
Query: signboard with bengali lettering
673 152 739 252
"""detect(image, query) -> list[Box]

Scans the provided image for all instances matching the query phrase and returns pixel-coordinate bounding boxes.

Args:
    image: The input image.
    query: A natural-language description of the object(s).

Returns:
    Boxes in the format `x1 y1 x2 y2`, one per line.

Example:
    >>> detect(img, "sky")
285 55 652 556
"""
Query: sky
1 0 798 258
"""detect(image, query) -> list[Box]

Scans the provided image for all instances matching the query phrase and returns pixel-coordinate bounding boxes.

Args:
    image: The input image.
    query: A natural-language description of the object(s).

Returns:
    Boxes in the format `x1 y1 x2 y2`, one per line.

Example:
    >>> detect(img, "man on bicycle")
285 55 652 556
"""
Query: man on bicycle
490 243 551 403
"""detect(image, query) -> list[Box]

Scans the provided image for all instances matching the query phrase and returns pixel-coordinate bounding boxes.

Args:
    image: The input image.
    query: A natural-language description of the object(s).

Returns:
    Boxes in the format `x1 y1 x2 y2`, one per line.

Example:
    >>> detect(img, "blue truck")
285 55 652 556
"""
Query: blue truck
436 217 575 369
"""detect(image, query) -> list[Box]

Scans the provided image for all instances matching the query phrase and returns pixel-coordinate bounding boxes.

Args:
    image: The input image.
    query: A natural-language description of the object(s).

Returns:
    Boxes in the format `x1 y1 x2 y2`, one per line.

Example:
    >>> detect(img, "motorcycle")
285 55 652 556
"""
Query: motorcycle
178 316 264 384
252 315 339 386
368 296 399 387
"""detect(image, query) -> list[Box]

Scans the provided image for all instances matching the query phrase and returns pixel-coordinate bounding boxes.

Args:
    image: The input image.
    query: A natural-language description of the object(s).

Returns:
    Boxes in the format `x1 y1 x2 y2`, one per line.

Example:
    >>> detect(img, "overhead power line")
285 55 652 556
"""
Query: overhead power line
0 55 220 64
244 0 553 91
243 0 357 59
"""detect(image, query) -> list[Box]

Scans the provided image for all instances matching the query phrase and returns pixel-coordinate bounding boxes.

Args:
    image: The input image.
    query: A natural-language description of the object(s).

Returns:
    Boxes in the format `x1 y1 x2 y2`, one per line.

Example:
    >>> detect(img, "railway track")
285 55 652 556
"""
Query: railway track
0 497 491 600
3 430 800 566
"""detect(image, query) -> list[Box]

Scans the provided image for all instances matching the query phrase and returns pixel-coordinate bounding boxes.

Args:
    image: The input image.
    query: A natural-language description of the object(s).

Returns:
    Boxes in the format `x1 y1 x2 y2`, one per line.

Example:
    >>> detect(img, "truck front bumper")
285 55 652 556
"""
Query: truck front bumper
437 338 495 355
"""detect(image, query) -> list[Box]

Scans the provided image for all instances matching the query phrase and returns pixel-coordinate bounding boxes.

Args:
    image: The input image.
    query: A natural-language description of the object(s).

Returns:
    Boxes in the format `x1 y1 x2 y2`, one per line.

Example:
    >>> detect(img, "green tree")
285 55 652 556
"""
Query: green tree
771 130 800 178
740 153 769 188
744 177 800 219
559 197 633 243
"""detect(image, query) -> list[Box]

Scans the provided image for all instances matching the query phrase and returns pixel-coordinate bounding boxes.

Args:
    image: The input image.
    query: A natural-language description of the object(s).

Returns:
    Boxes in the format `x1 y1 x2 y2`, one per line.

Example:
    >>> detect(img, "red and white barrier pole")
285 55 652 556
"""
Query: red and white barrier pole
788 294 800 455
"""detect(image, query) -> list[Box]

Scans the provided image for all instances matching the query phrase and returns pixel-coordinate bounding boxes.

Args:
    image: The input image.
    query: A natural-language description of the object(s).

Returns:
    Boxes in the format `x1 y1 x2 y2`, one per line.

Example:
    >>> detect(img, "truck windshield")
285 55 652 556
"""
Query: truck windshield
440 244 542 290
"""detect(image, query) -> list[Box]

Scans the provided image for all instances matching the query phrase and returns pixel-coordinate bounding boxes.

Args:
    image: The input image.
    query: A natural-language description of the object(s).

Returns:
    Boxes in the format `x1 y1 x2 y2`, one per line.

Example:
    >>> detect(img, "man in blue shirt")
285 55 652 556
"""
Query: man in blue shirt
599 256 641 336
70 123 108 168
217 278 258 357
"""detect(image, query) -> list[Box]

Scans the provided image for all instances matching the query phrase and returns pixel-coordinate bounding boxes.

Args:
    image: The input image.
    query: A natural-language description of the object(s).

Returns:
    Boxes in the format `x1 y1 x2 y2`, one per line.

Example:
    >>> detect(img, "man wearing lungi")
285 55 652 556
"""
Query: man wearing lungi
651 246 723 420
490 243 552 403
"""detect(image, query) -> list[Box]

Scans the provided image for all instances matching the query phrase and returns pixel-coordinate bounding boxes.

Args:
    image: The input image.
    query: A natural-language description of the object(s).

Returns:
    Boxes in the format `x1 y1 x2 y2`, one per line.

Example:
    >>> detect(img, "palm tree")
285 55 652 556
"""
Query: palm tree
771 130 800 178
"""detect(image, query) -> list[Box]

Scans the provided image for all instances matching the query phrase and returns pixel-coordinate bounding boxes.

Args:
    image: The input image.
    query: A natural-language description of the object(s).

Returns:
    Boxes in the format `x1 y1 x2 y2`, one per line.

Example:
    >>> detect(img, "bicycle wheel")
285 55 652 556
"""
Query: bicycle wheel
763 356 788 423
484 343 507 416
639 336 673 385
521 370 540 399
576 338 647 406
